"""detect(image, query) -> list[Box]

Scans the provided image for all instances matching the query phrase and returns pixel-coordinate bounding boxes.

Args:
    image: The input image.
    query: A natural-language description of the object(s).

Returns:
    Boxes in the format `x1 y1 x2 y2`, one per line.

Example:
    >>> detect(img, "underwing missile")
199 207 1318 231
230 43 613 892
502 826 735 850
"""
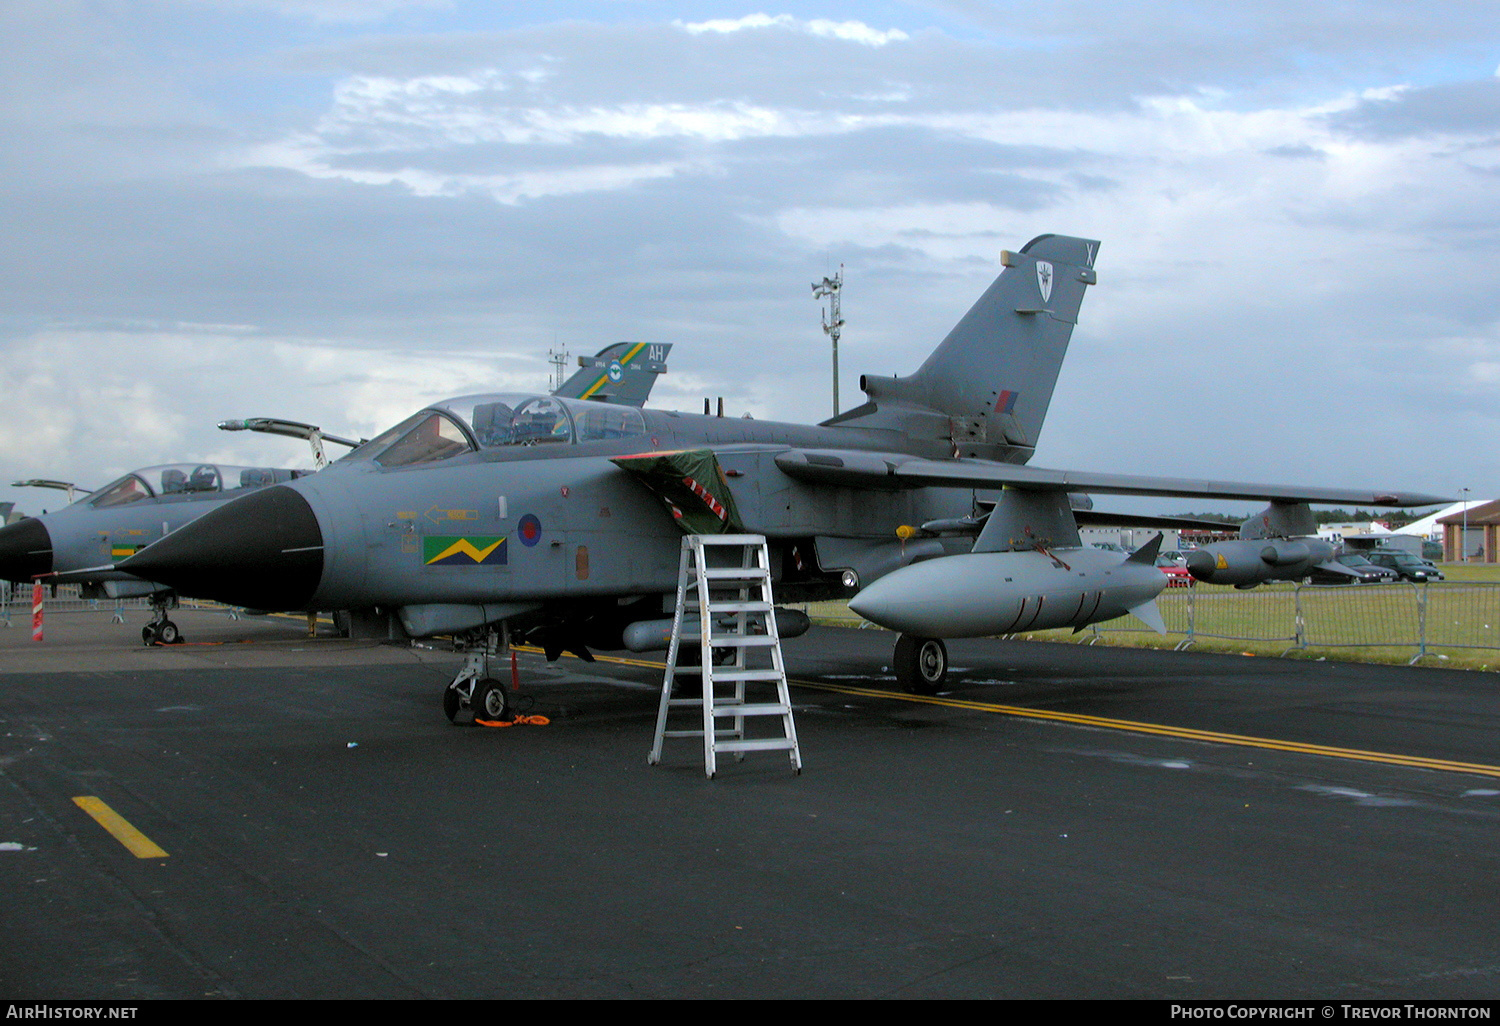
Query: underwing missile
620 608 812 653
847 545 1168 638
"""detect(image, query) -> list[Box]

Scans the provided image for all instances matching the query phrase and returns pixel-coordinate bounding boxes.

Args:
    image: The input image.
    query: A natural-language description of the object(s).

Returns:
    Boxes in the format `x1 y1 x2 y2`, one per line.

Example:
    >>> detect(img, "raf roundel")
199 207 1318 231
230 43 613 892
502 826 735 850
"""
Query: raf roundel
518 513 543 547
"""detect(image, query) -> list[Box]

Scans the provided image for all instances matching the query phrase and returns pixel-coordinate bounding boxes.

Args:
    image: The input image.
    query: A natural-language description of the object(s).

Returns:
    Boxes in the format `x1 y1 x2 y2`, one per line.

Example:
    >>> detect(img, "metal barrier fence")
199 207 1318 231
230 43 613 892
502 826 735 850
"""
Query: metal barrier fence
1086 581 1500 663
12 580 1500 665
0 582 225 626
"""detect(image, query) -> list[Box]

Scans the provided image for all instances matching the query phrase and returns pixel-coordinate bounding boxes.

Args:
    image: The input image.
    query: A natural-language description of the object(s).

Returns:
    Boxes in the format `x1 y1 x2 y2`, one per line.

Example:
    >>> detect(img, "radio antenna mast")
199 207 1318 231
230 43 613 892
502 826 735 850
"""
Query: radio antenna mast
812 265 844 416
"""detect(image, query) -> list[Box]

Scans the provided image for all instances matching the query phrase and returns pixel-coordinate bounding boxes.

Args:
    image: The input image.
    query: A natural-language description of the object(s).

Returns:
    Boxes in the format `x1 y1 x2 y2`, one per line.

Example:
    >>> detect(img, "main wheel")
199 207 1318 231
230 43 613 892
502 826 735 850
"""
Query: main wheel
158 621 182 645
893 634 947 695
142 625 156 646
472 678 511 723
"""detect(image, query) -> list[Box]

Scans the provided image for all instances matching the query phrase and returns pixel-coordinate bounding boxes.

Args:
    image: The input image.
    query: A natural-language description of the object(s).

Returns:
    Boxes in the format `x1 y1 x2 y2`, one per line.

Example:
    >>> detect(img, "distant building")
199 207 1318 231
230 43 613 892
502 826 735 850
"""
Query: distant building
1437 500 1500 563
1317 520 1422 555
1078 527 1182 552
1397 500 1488 545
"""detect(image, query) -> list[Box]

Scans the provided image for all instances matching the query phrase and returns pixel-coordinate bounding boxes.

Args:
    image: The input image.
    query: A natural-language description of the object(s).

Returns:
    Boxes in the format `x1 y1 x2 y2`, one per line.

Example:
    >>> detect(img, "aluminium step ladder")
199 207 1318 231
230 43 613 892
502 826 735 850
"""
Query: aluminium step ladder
648 534 801 778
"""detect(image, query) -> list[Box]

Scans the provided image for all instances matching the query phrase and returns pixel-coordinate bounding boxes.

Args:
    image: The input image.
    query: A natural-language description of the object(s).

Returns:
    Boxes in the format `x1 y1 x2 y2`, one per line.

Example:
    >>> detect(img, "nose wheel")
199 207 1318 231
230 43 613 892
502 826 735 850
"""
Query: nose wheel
893 634 947 695
142 620 184 645
472 679 510 722
443 626 514 724
142 593 184 647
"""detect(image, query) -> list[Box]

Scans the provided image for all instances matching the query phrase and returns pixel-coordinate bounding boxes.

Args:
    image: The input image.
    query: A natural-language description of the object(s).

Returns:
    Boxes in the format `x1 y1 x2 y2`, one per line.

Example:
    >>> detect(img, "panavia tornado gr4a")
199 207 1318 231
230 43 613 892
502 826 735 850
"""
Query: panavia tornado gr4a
117 235 1446 714
0 462 320 644
0 345 671 647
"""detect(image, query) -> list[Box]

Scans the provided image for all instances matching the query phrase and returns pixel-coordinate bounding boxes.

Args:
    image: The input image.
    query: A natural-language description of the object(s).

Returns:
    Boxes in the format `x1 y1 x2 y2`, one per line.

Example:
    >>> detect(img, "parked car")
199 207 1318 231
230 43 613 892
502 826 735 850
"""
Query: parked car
1155 555 1193 587
1306 551 1399 585
1368 549 1445 582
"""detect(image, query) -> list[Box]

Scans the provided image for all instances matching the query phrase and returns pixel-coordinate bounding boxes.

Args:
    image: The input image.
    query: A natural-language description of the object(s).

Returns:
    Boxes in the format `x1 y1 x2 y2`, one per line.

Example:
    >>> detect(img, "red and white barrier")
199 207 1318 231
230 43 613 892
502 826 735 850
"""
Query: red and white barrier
31 581 43 642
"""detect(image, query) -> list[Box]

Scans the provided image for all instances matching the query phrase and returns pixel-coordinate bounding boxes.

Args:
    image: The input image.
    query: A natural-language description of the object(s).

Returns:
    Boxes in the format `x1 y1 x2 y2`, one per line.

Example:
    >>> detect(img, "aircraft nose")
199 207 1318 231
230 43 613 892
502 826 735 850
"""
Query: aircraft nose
0 518 53 583
119 485 324 610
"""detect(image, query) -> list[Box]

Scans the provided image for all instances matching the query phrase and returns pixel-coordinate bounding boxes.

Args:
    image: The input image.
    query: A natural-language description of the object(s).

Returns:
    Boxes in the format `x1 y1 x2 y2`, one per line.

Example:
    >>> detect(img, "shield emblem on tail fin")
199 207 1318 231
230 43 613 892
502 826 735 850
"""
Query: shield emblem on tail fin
1036 261 1054 303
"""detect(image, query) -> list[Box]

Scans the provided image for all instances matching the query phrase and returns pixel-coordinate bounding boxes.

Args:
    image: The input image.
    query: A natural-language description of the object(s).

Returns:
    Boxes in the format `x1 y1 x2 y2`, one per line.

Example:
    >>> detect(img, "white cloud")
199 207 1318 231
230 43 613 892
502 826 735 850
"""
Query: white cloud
7 3 1500 505
0 326 551 489
675 13 909 47
186 0 452 25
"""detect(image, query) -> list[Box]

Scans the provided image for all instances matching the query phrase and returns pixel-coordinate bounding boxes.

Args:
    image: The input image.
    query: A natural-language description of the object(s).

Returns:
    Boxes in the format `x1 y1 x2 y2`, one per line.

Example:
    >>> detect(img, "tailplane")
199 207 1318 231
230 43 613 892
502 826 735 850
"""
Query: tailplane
831 234 1098 463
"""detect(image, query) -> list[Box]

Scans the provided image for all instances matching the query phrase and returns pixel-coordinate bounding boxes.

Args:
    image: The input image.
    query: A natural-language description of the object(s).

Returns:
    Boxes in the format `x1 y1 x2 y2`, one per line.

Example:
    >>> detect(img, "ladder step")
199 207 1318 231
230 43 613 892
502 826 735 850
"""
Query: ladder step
703 635 779 647
661 728 765 739
699 567 769 581
682 601 774 614
713 738 800 754
703 669 785 683
708 703 791 717
675 628 775 642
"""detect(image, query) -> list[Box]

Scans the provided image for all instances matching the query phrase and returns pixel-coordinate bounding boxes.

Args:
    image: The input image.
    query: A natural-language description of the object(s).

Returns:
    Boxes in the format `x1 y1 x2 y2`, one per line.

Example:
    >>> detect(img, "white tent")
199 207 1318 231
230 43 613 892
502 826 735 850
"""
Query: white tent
1395 500 1490 541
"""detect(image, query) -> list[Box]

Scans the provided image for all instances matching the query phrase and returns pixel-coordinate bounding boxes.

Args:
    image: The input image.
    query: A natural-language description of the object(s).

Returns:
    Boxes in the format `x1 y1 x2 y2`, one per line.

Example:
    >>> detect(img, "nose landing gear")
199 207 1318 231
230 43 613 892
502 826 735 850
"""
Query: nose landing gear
141 593 184 646
443 626 513 724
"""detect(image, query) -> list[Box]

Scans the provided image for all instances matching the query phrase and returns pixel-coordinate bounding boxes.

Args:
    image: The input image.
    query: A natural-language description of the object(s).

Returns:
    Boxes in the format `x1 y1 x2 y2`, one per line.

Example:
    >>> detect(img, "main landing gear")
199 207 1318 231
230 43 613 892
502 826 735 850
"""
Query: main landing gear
893 634 947 695
442 626 512 724
141 593 184 647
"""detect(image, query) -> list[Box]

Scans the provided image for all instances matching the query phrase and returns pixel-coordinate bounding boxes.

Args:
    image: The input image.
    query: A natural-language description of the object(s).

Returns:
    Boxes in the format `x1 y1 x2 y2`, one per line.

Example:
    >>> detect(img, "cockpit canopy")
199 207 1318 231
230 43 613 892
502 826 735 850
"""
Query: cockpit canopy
84 464 304 508
348 394 648 469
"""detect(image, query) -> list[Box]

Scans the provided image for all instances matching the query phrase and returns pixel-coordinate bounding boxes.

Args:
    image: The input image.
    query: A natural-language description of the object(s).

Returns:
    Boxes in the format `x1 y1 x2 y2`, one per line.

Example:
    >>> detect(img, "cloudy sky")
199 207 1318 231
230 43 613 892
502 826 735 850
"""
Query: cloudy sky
3 0 1498 514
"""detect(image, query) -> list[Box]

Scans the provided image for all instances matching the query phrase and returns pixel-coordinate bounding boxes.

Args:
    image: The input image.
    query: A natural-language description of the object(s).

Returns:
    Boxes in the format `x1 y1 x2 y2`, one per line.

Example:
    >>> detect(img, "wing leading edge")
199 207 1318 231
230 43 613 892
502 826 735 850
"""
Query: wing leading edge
772 449 1450 508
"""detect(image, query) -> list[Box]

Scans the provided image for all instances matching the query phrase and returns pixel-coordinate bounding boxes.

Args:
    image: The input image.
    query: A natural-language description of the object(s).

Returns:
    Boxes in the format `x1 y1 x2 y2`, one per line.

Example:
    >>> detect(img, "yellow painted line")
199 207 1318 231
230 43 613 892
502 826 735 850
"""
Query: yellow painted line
785 679 1500 779
518 646 1500 780
72 796 168 858
514 643 661 670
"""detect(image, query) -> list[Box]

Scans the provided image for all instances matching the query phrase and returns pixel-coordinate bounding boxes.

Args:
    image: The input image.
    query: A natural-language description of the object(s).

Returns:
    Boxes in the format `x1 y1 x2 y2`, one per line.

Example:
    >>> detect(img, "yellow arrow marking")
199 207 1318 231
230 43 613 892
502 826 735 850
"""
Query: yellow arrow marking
424 507 479 522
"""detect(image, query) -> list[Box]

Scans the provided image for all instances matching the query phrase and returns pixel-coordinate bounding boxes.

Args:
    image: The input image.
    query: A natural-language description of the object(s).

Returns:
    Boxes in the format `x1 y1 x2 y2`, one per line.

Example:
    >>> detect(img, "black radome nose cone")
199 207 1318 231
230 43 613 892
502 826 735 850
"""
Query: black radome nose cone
0 518 52 583
1185 550 1215 580
121 485 324 610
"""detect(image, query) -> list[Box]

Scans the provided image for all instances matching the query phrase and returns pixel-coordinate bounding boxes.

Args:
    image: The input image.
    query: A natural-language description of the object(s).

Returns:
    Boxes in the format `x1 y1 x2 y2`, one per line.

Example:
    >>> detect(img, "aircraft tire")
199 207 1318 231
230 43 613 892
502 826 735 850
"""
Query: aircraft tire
142 626 156 647
473 678 512 723
158 621 182 645
894 634 947 695
442 685 463 724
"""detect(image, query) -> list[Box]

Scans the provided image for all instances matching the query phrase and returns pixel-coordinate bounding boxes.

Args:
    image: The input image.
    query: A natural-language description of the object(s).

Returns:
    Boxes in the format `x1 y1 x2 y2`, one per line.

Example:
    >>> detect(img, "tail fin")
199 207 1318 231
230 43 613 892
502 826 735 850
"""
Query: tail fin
553 343 672 407
831 234 1098 463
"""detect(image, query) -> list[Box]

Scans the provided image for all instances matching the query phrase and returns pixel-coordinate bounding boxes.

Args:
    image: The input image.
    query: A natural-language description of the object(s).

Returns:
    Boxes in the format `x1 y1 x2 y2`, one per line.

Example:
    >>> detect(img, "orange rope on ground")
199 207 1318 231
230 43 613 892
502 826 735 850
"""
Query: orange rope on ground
475 715 551 728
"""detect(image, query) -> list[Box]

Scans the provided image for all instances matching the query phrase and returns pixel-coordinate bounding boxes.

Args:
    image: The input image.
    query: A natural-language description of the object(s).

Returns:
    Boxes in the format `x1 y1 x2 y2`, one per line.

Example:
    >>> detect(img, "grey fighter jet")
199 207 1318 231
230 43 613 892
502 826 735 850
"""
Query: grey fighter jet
0 346 671 646
117 235 1446 715
1183 505 1365 587
0 463 313 643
